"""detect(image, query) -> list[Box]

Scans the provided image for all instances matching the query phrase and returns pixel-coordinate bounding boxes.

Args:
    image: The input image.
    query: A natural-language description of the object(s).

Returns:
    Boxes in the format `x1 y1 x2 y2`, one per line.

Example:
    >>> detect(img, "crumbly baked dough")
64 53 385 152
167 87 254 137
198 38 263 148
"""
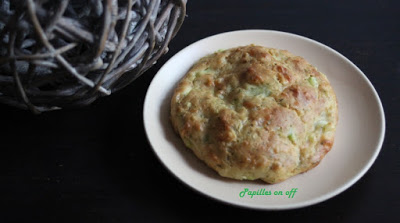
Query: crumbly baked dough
170 45 338 183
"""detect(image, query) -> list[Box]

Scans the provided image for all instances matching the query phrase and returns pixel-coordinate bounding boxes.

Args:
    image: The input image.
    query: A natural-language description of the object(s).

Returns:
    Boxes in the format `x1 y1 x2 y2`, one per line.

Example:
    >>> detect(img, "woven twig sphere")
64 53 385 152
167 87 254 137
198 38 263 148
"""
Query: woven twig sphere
0 0 186 113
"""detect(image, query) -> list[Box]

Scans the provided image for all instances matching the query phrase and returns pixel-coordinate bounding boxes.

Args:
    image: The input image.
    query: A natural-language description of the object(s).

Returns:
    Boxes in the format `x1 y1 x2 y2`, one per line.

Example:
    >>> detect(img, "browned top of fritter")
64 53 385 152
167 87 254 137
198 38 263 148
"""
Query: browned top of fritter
171 45 338 183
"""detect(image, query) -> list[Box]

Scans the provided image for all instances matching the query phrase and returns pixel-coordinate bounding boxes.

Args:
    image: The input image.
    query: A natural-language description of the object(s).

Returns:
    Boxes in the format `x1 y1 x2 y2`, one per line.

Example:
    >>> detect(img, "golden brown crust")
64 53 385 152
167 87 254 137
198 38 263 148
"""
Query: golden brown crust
170 45 338 183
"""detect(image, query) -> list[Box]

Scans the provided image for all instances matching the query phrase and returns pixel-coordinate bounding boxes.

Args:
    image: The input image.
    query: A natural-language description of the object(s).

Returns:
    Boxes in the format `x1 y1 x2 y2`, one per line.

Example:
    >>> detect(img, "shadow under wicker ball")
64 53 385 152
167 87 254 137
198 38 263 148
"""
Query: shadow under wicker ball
0 0 186 113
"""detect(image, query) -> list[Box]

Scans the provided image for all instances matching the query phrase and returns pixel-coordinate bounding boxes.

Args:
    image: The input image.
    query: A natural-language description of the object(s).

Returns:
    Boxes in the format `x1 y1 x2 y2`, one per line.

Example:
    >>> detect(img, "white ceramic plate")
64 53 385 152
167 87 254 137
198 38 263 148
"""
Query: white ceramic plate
143 30 385 210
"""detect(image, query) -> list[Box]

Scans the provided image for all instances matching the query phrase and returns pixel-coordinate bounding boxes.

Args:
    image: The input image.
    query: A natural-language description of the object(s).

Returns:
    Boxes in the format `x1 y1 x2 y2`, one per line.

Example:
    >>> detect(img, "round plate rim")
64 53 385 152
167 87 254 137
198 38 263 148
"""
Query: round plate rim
143 29 386 210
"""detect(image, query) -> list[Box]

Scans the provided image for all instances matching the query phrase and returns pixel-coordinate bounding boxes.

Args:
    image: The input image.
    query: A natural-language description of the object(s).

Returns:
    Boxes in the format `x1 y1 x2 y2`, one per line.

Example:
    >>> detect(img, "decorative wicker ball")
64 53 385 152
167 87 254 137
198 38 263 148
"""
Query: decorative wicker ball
0 0 186 113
